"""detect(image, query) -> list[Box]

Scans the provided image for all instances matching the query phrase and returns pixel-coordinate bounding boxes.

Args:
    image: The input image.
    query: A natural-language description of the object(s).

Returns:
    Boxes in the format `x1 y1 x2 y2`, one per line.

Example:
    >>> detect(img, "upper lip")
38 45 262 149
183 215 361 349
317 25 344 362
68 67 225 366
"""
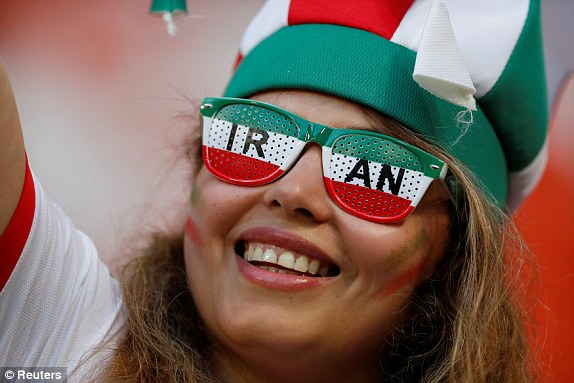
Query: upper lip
236 226 338 268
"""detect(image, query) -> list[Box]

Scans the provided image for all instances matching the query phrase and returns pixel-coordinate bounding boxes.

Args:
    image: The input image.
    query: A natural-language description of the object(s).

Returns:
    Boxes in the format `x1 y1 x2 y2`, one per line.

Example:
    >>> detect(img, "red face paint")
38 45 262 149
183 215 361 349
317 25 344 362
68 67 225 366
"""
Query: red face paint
378 257 428 299
186 215 203 246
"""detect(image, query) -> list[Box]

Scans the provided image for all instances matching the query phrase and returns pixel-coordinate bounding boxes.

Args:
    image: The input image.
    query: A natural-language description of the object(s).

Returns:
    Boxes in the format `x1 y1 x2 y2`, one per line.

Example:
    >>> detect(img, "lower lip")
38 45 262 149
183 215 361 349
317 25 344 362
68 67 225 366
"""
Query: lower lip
236 255 332 292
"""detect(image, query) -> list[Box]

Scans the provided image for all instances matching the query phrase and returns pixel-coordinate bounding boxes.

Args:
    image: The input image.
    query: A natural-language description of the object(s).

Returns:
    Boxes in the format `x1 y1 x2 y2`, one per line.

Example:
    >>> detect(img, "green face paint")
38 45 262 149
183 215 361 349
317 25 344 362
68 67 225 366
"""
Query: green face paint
385 229 428 270
379 258 428 298
190 181 201 206
376 229 431 299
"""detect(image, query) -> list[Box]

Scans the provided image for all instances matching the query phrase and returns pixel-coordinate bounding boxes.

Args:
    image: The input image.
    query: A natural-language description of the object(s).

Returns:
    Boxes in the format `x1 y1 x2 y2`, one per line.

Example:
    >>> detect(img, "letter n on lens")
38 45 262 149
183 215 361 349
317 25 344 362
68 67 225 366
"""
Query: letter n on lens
325 134 426 222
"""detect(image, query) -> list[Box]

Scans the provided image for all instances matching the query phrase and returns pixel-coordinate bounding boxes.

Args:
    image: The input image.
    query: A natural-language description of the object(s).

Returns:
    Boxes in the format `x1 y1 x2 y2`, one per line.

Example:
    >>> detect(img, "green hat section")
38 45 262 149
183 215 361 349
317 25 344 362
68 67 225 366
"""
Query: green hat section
224 24 508 204
480 0 547 172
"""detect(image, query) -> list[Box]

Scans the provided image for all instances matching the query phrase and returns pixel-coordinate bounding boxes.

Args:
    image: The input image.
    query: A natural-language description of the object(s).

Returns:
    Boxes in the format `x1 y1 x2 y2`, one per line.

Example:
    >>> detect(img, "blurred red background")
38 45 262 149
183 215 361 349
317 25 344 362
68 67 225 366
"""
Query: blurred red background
516 72 574 382
1 1 573 380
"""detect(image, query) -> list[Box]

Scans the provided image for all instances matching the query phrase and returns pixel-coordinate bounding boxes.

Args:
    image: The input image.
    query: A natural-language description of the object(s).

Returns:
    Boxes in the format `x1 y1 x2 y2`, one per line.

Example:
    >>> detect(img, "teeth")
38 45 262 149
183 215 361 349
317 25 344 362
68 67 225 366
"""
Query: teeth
243 243 334 277
262 248 278 264
252 246 263 262
308 259 320 275
293 256 308 273
278 251 295 269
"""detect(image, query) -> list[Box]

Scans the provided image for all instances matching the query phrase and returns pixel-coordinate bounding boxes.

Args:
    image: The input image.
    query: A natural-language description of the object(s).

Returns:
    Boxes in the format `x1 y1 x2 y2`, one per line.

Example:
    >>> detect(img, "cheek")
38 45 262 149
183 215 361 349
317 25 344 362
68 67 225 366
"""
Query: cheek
185 214 203 247
185 169 260 249
358 228 437 300
377 257 428 299
185 180 204 246
373 219 449 300
385 229 428 291
190 177 202 206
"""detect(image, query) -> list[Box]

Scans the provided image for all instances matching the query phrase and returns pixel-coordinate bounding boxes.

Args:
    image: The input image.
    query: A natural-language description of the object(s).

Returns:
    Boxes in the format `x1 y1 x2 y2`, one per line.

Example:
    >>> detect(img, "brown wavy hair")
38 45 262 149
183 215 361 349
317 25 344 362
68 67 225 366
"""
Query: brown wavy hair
98 104 537 382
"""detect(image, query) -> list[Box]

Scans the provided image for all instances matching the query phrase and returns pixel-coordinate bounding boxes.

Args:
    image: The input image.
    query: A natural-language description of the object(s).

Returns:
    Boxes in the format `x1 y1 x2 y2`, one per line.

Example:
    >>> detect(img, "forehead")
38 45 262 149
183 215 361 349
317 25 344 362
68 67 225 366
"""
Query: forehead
250 90 376 131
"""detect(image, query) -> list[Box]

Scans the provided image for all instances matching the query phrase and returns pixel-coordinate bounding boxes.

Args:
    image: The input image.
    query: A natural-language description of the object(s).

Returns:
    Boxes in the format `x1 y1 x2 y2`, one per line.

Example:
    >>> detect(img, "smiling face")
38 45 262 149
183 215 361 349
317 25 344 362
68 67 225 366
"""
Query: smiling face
184 90 451 383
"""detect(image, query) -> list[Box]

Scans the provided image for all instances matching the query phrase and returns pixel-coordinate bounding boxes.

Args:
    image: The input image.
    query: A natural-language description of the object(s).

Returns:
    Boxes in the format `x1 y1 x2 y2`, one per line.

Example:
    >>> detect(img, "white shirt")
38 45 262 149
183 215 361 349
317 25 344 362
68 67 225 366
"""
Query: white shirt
0 168 123 381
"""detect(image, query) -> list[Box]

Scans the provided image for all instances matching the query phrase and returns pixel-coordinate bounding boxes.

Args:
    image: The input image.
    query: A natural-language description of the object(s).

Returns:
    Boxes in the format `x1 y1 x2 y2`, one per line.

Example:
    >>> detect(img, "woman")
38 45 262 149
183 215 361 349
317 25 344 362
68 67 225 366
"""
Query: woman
0 0 547 382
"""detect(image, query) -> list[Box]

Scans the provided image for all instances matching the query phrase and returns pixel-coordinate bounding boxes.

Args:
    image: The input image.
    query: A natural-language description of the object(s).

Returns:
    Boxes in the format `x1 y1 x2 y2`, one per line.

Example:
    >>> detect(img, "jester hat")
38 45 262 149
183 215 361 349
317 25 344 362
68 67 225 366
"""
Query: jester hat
224 0 548 209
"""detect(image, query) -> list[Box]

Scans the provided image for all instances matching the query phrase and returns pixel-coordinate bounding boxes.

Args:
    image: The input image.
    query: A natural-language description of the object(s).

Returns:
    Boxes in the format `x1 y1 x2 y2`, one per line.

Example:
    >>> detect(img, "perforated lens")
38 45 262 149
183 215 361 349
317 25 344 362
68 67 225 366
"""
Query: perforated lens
201 99 442 223
326 134 426 221
203 104 301 184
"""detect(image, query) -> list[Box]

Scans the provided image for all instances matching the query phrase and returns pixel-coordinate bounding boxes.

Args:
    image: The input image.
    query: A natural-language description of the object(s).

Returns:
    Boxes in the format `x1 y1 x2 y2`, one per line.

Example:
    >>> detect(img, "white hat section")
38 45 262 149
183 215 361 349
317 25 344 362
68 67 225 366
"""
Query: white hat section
239 0 290 56
507 139 548 211
412 0 477 110
392 0 529 99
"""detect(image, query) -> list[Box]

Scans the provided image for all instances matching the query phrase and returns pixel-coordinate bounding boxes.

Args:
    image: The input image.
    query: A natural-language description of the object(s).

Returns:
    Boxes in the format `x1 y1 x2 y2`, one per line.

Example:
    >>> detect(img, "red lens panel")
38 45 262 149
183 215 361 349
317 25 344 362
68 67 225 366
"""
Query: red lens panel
203 146 284 185
325 178 414 222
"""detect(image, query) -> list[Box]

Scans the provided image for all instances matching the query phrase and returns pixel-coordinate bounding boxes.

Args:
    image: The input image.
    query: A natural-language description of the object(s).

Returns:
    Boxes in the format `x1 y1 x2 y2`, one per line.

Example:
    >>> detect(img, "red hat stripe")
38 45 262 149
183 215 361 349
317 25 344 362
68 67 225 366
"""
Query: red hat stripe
232 51 244 72
288 0 414 40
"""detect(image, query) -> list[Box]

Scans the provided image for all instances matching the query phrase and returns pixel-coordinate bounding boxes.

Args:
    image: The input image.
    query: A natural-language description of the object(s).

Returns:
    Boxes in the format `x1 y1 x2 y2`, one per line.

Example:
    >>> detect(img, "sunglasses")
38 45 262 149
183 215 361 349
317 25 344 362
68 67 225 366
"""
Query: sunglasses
200 97 448 223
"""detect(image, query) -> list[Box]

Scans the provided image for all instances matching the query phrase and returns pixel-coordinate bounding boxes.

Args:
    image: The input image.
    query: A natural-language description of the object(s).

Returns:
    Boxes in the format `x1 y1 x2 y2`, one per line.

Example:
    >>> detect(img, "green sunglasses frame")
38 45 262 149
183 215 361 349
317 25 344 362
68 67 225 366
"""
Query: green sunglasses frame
200 97 448 222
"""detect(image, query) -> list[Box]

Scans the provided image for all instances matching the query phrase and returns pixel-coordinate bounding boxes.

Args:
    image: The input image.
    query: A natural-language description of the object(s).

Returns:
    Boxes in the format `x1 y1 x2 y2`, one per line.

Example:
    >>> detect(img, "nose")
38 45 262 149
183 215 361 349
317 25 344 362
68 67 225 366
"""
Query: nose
262 144 332 222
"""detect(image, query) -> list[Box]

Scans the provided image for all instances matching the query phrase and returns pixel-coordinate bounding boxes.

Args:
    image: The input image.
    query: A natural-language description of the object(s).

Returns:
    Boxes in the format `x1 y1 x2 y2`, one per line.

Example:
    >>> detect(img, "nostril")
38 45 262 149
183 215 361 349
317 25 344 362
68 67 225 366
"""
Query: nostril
270 199 313 218
262 155 332 222
294 207 313 217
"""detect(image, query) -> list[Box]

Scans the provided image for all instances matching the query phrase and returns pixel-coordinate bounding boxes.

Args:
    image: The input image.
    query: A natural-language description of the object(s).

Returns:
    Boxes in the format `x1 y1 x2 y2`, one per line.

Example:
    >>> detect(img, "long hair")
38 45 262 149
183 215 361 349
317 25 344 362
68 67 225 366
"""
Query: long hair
102 233 214 383
102 104 536 382
376 132 534 382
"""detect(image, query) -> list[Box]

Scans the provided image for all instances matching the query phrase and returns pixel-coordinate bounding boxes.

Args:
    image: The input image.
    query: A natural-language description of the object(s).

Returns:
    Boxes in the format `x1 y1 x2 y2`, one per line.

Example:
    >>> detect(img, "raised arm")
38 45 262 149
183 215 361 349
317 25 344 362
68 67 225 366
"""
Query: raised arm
0 63 122 373
0 61 26 235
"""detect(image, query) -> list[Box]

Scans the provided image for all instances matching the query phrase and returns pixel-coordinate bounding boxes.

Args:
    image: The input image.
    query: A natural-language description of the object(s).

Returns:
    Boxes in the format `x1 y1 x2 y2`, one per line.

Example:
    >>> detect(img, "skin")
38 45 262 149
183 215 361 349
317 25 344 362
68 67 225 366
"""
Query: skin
185 180 203 246
184 90 451 383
